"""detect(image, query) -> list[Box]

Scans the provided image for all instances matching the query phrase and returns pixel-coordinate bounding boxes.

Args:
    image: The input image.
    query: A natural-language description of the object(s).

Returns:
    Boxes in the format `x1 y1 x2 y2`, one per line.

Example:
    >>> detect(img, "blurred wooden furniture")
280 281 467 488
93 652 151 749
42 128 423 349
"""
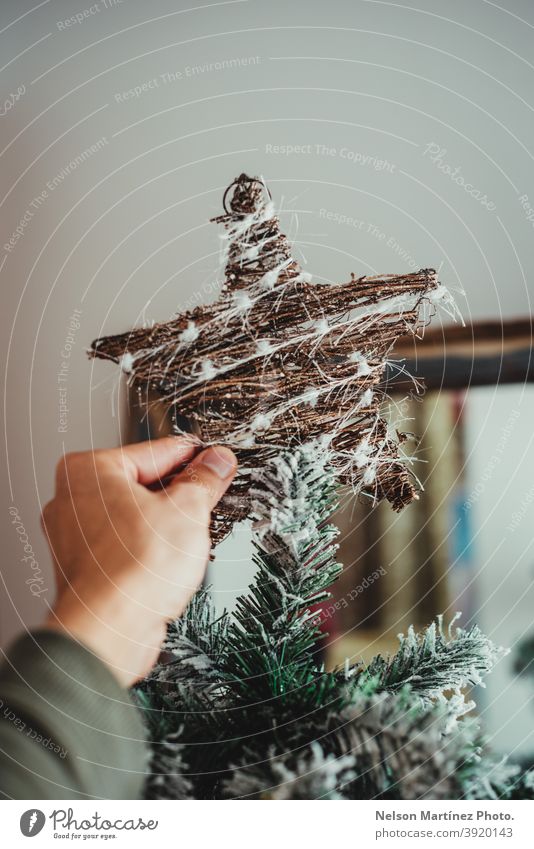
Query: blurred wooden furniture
389 318 533 391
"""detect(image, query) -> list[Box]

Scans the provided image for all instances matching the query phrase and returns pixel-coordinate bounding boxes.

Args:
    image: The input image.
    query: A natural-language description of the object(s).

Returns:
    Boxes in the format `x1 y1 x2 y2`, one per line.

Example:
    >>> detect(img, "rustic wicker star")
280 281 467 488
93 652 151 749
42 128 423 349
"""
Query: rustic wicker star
90 173 448 545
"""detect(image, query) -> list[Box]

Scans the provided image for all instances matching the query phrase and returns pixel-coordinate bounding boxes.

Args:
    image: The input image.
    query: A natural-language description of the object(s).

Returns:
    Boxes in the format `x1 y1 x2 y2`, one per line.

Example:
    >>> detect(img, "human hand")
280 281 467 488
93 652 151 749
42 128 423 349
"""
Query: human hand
41 438 237 686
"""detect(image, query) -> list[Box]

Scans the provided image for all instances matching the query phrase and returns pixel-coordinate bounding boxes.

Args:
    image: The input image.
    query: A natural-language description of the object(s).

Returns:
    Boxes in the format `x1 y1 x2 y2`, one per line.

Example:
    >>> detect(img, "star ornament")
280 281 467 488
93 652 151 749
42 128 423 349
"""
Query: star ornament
90 173 455 544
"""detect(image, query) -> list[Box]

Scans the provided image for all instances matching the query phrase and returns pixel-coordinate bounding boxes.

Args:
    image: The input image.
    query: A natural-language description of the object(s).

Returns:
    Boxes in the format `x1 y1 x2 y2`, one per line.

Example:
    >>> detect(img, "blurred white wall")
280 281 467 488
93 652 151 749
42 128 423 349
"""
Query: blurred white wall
1 0 533 645
466 385 534 757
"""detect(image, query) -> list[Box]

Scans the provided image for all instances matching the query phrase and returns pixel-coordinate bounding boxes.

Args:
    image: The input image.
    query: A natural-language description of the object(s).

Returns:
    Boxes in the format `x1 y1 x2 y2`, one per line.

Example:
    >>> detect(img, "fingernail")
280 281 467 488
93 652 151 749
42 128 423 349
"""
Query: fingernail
198 446 236 479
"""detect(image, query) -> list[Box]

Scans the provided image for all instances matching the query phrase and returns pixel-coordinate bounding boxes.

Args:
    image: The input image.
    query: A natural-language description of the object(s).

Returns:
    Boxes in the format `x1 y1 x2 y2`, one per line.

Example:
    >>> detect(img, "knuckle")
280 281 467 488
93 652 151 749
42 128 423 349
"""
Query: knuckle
90 448 109 465
180 484 212 523
40 499 54 529
57 451 85 478
54 457 67 485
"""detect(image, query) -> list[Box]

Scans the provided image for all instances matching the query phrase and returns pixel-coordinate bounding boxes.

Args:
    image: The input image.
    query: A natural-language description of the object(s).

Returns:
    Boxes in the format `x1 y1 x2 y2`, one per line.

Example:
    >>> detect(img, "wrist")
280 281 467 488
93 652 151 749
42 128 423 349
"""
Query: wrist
45 598 164 687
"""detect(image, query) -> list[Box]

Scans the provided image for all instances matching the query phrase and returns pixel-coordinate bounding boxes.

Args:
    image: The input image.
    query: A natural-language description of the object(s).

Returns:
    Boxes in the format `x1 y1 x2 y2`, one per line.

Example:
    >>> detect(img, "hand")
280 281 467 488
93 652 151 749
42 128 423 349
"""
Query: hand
41 438 237 686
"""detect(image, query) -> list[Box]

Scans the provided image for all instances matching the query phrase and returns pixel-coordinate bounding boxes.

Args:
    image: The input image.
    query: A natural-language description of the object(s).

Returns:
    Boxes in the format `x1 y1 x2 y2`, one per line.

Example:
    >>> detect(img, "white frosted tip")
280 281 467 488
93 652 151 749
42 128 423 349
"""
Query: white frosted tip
119 352 135 373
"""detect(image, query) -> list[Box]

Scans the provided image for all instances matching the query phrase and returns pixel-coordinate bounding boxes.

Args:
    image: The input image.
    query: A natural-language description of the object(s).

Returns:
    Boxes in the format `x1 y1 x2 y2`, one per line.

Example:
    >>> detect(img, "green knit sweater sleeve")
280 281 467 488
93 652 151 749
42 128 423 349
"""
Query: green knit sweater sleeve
0 629 148 799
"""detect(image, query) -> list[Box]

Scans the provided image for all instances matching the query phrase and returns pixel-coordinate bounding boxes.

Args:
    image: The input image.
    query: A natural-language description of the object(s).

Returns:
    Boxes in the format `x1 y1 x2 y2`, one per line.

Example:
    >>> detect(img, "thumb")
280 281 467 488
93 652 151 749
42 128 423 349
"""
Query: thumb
161 445 237 517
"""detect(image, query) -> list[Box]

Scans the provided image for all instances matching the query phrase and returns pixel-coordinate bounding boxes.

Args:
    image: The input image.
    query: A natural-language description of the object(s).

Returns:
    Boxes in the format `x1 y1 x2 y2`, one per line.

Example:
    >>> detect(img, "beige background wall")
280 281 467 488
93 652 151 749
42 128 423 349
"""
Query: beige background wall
1 0 533 693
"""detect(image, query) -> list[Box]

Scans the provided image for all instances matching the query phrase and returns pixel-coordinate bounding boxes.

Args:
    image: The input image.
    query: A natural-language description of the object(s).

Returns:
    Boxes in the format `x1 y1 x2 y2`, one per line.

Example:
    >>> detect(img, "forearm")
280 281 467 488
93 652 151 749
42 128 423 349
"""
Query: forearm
0 629 148 799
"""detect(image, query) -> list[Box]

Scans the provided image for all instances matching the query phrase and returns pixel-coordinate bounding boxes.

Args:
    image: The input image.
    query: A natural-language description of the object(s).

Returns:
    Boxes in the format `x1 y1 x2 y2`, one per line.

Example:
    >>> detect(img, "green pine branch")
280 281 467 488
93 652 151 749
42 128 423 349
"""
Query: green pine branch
149 587 229 692
358 614 507 704
220 443 343 700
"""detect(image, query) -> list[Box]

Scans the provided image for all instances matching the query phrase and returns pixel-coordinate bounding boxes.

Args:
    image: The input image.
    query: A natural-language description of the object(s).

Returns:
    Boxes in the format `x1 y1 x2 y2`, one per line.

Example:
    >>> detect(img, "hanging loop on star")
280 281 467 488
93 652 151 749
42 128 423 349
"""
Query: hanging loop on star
222 173 272 216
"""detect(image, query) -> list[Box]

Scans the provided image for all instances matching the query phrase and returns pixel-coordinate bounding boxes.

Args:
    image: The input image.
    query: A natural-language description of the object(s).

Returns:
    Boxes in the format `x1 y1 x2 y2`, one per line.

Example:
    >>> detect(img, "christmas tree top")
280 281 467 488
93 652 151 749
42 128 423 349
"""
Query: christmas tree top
90 173 452 543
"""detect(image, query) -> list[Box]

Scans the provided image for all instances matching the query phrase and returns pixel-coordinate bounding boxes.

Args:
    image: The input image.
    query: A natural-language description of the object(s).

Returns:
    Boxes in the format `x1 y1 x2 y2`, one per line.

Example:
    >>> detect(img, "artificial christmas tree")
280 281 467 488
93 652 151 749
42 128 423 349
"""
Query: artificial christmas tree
90 174 532 799
134 444 533 799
